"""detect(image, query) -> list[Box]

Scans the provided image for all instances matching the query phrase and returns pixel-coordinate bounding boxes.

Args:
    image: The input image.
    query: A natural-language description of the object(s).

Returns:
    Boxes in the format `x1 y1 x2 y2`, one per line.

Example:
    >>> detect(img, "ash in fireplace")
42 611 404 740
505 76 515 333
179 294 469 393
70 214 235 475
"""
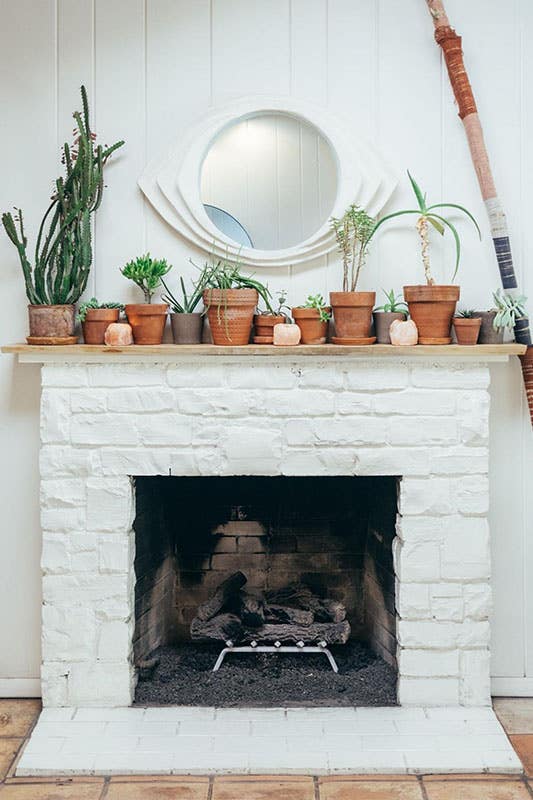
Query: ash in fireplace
134 640 397 707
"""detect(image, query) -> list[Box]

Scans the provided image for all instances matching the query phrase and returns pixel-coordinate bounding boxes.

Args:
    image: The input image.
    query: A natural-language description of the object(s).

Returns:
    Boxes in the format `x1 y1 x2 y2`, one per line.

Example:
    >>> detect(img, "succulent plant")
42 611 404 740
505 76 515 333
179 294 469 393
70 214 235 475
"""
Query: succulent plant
374 289 408 314
492 289 528 331
303 293 331 323
121 253 172 303
76 298 124 323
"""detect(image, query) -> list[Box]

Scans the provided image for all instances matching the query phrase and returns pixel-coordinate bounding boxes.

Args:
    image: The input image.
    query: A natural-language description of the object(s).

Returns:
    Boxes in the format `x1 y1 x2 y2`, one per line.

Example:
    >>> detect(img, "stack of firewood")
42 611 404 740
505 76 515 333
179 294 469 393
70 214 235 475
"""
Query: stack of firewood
190 571 351 645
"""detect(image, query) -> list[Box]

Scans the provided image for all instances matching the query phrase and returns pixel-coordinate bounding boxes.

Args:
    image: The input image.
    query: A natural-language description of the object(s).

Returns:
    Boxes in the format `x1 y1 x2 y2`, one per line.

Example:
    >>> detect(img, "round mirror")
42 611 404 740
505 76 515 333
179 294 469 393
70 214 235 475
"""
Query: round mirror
200 113 338 251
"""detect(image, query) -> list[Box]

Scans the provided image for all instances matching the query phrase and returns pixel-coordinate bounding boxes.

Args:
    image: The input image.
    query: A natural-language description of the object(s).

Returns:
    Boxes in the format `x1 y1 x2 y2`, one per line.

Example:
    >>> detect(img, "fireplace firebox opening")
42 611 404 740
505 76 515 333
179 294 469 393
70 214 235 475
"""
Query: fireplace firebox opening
133 475 399 707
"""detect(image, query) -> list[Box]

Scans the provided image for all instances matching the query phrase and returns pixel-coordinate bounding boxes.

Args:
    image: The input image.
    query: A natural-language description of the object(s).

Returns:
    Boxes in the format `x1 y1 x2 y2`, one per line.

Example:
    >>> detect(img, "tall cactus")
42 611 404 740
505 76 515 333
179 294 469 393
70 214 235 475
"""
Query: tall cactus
2 86 124 305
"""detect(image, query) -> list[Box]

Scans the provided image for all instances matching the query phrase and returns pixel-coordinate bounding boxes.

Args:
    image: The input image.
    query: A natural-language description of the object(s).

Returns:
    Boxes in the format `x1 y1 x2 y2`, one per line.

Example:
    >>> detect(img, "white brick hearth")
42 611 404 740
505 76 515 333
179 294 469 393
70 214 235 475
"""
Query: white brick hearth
12 349 522 776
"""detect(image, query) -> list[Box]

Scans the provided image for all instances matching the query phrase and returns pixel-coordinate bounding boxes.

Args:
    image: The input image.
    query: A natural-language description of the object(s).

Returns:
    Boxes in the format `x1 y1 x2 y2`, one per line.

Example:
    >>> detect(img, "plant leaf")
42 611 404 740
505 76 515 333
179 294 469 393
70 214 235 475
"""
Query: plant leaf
407 171 427 212
430 212 461 280
426 215 445 235
427 203 482 239
368 210 421 242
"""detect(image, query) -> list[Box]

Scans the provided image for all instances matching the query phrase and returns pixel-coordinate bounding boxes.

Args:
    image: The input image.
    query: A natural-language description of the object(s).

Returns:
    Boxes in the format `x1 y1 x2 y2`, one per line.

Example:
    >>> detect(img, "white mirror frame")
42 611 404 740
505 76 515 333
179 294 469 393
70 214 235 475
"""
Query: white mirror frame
139 96 398 268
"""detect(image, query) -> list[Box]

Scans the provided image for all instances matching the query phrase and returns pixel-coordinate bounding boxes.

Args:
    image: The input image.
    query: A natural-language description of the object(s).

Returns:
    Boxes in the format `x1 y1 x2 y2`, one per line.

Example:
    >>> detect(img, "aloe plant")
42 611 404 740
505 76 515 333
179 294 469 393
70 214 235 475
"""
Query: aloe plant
2 86 124 305
161 274 206 314
374 289 408 314
492 289 528 331
121 253 172 303
456 308 476 319
369 172 481 285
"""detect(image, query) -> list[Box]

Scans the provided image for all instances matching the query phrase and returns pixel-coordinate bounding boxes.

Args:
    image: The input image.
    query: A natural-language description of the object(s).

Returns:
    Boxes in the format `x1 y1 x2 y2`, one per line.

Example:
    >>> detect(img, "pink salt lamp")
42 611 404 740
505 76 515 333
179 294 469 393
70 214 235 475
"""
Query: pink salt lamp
104 322 134 346
273 323 301 346
390 318 418 346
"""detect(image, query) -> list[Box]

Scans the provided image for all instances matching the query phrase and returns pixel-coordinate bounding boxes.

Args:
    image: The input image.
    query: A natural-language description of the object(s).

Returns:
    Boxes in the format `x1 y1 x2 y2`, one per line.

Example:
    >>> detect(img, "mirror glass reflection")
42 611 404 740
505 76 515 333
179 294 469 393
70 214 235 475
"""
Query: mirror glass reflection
201 113 337 250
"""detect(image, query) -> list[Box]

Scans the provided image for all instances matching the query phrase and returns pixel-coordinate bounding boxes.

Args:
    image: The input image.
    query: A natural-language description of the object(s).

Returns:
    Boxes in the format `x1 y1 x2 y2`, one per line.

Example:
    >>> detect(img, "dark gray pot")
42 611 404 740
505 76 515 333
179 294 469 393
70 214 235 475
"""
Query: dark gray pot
373 311 406 344
170 312 203 344
472 311 504 344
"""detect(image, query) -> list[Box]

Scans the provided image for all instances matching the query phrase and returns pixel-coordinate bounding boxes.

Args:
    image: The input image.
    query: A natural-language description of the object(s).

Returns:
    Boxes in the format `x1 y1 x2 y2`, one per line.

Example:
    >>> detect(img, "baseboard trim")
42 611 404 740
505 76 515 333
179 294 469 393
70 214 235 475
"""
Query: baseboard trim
492 677 533 696
0 678 41 698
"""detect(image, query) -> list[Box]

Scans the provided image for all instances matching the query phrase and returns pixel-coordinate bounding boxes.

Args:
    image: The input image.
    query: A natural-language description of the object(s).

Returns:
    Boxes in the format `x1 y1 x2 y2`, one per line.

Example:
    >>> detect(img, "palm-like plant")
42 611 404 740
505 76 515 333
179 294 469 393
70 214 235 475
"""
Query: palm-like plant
369 172 481 285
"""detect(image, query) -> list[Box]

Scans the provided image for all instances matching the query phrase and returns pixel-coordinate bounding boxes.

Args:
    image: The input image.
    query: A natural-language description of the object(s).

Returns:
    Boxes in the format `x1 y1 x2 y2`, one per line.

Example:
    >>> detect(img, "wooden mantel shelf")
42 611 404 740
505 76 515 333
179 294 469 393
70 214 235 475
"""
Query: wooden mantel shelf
1 342 526 364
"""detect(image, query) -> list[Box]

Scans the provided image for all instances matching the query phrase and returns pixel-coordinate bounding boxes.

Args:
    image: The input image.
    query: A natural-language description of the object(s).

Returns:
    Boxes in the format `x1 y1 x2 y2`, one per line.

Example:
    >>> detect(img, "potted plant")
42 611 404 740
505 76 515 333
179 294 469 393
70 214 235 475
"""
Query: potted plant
373 289 408 344
471 308 503 344
452 309 482 345
292 294 331 345
253 290 291 344
491 289 528 341
121 254 172 344
2 86 124 344
77 298 124 344
201 256 273 346
161 274 206 344
329 204 376 344
369 172 480 344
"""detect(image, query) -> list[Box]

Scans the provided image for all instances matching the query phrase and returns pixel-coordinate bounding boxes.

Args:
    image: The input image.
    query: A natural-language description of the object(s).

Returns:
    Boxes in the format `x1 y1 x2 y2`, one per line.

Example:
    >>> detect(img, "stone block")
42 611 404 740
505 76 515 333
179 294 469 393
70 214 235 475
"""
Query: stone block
221 426 282 473
134 414 191 447
42 605 97 662
388 418 458 446
400 478 454 516
41 506 85 534
41 390 70 444
41 662 69 707
441 519 490 581
397 619 490 649
394 539 441 582
99 536 132 573
345 366 409 391
398 676 459 705
97 620 133 661
399 648 460 677
67 662 134 706
40 445 99 478
107 388 176 413
86 477 134 532
396 583 431 619
71 414 139 446
460 650 491 705
454 475 490 515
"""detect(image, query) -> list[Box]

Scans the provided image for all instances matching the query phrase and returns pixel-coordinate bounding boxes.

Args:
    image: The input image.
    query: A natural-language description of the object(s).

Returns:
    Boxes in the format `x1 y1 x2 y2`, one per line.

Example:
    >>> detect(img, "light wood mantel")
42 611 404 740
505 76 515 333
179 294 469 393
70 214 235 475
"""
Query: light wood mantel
1 342 526 364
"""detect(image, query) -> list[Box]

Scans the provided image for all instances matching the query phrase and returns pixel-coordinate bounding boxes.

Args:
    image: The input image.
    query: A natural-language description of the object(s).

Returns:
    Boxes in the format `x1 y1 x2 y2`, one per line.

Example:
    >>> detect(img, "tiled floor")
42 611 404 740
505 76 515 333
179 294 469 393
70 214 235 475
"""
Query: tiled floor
0 698 532 798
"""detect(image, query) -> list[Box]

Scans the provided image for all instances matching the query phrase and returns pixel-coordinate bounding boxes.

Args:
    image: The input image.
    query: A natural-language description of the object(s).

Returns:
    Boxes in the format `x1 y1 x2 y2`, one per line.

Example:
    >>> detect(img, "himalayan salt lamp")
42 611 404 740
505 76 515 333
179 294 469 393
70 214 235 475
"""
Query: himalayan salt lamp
390 318 418 346
104 322 134 346
273 323 301 346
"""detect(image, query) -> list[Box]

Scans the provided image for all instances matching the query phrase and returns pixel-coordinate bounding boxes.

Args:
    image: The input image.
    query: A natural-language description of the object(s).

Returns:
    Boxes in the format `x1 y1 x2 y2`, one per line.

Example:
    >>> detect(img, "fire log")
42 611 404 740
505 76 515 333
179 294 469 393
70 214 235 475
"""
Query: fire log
239 591 265 628
195 571 247 622
264 605 314 626
242 620 351 645
190 612 244 643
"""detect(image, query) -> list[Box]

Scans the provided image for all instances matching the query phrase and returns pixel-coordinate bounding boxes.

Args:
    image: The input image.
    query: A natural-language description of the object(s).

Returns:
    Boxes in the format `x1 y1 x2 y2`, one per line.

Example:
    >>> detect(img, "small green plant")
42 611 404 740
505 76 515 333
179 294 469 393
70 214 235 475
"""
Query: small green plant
369 171 481 285
2 86 124 305
120 253 172 303
257 289 291 318
456 308 476 319
492 289 528 331
76 298 124 322
374 289 408 314
330 204 375 292
200 253 274 312
303 293 331 323
161 274 206 314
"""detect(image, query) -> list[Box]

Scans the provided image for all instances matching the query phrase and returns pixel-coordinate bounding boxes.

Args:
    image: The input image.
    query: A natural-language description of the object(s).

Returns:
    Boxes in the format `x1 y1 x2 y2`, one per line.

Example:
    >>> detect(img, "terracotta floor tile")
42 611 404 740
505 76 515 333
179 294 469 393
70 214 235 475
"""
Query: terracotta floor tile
0 740 22 781
212 780 315 800
106 781 209 799
0 701 41 739
510 734 533 776
110 776 209 783
319 780 423 800
0 783 103 799
423 780 530 800
319 776 417 783
215 775 313 783
423 774 517 781
494 699 533 734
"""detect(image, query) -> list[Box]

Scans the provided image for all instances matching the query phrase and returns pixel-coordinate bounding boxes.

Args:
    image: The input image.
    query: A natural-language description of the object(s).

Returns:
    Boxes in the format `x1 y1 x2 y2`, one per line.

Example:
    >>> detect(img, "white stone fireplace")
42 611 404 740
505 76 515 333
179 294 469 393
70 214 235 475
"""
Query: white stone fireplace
35 351 494 709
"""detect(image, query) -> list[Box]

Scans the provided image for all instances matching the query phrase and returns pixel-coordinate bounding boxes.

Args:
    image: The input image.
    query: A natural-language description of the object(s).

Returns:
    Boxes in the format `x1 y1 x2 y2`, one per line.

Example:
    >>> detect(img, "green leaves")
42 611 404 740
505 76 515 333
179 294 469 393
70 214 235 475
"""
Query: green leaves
492 289 528 331
76 297 124 322
121 253 172 304
303 293 331 322
374 288 408 314
330 203 375 291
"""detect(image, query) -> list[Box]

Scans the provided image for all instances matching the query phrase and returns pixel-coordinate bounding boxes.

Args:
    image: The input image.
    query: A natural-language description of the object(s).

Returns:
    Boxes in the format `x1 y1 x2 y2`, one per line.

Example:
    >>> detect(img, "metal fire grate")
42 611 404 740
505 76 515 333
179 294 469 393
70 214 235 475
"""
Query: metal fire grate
213 638 339 673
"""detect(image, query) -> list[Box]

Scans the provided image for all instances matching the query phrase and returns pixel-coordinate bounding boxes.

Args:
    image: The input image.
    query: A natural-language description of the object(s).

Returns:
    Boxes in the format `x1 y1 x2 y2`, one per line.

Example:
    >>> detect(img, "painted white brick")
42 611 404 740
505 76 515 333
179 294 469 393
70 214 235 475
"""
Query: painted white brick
464 584 491 619
167 364 225 387
40 445 99 478
177 389 258 416
42 365 89 387
41 390 70 444
311 417 385 445
430 592 464 623
70 390 107 413
97 620 133 661
134 415 191 446
399 649 460 677
394 539 441 582
41 535 70 574
400 478 454 515
398 677 459 705
260 390 335 417
373 390 456 416
99 536 132 574
41 506 85 534
441 519 490 581
221 426 282 474
88 365 165 387
281 449 359 476
42 606 97 661
297 365 343 389
411 365 490 389
398 620 490 649
345 366 409 390
107 388 176 413
67 663 134 707
460 650 491 705
41 479 86 508
396 515 446 543
430 446 489 475
454 475 490 515
285 419 315 446
227 364 297 388
354 448 430 476
43 574 129 606
388 418 458 446
336 393 374 415
71 415 139 446
100 449 188 477
41 663 69 707
86 478 133 533
396 583 431 619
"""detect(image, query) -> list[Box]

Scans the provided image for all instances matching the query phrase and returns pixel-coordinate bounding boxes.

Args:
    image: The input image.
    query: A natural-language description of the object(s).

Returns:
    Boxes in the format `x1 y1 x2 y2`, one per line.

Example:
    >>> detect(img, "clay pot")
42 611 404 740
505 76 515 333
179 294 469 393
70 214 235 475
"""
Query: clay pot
453 317 482 345
330 292 375 340
82 308 120 344
27 304 76 341
273 323 301 346
292 307 331 345
390 318 418 346
373 311 407 344
472 311 504 344
203 288 258 346
403 285 459 345
104 322 133 346
253 314 286 344
170 312 203 344
125 304 168 345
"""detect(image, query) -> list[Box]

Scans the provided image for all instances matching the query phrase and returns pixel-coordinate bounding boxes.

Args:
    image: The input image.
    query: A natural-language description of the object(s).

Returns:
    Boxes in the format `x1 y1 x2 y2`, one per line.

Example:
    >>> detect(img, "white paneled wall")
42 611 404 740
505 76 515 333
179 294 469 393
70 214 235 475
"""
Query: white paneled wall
0 0 532 694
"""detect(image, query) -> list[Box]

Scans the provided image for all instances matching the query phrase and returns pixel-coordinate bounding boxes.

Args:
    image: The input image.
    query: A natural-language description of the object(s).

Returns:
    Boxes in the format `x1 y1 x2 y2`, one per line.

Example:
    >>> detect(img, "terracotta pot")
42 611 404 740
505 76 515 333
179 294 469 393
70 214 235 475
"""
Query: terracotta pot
292 307 331 345
329 292 375 340
373 311 407 344
27 304 75 340
453 317 482 345
203 288 258 346
403 285 459 345
81 308 120 344
471 311 504 344
125 303 168 345
170 312 203 344
253 314 286 344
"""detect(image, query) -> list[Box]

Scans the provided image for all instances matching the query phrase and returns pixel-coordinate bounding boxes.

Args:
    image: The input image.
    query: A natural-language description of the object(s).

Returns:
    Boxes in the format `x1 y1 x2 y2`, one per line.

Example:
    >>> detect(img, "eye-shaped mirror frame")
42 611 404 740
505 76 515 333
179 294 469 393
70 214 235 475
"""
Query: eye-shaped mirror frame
139 96 397 268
